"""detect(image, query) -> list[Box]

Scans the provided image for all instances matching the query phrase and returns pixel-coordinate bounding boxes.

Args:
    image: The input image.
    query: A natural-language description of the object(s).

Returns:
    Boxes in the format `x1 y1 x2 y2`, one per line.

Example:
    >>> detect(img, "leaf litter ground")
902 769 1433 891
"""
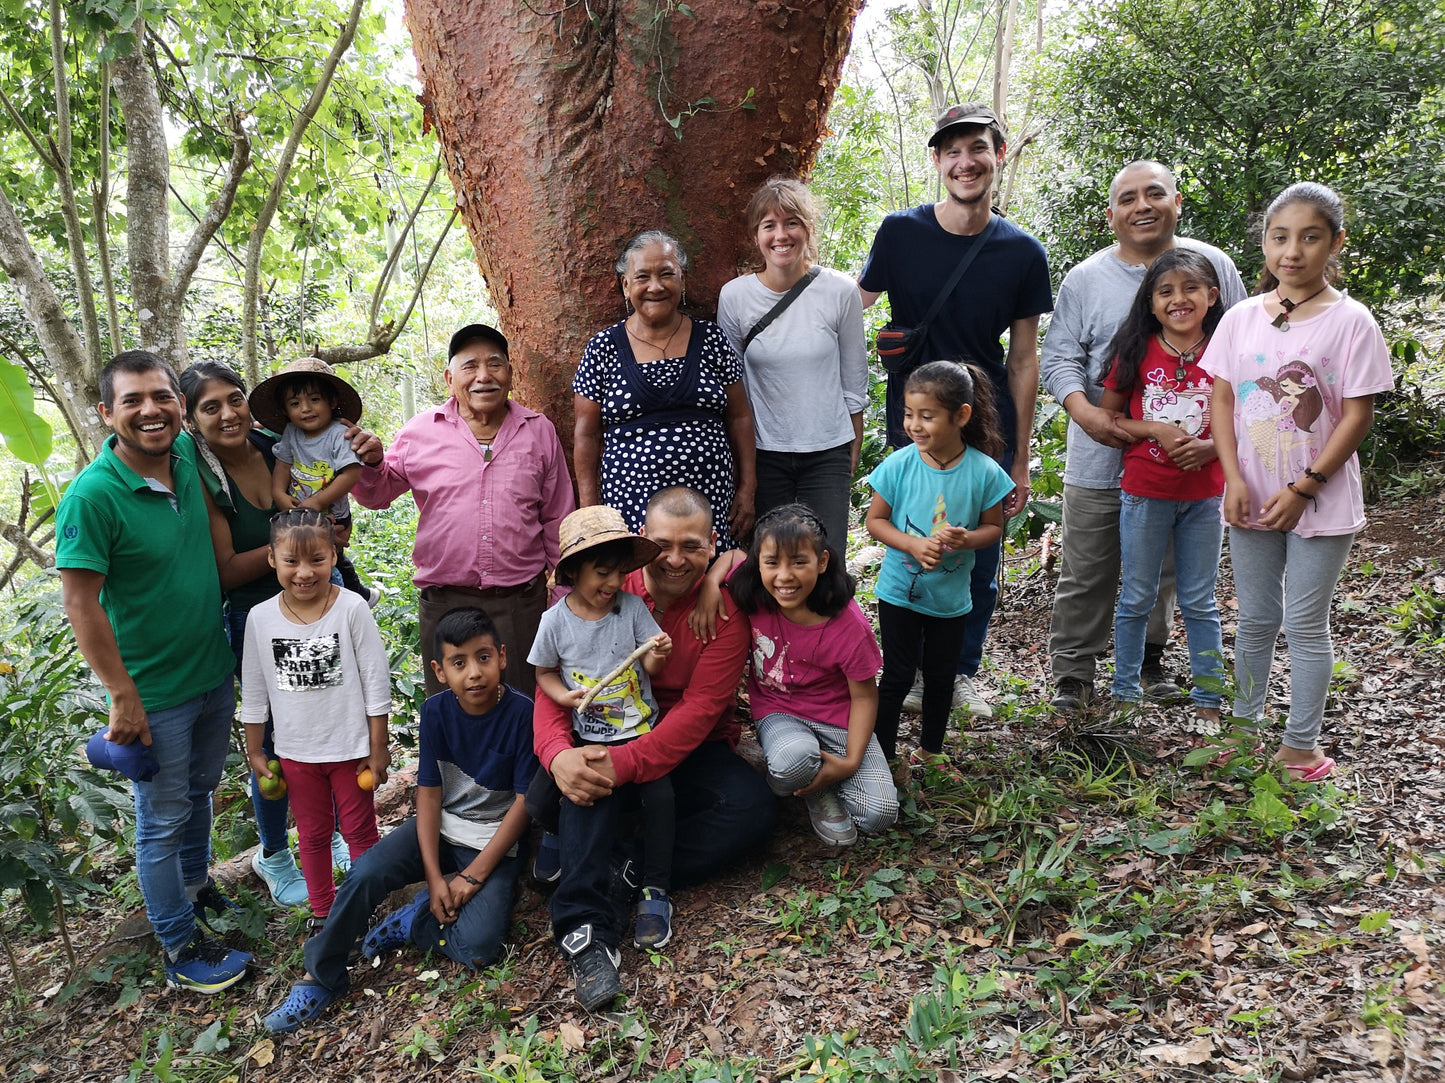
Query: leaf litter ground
3 496 1443 1082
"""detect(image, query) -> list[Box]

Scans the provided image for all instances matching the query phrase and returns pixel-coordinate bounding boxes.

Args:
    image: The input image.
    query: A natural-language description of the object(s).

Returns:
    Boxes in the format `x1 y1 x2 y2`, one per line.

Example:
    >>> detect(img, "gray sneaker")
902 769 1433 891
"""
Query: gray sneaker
952 674 993 719
900 672 925 714
803 787 857 847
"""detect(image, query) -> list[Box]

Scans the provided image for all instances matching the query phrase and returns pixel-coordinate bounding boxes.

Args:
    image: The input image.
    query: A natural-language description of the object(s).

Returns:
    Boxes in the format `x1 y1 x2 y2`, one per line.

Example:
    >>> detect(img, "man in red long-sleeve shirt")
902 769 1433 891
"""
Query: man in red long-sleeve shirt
533 485 777 1010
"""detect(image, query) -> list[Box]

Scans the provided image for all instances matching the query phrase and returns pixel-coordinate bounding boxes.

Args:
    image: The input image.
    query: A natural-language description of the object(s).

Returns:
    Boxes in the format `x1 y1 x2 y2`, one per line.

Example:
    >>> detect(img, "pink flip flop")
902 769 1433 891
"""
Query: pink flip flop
1283 757 1335 782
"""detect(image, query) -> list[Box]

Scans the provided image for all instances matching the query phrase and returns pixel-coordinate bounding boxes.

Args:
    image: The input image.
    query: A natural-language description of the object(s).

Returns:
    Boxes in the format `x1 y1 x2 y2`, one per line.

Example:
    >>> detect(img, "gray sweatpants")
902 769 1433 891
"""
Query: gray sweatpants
1227 527 1354 751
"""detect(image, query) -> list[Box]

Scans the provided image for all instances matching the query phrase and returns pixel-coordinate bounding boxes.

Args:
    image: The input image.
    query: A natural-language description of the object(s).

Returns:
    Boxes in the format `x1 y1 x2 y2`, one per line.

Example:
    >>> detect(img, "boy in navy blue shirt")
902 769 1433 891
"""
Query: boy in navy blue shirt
264 608 538 1033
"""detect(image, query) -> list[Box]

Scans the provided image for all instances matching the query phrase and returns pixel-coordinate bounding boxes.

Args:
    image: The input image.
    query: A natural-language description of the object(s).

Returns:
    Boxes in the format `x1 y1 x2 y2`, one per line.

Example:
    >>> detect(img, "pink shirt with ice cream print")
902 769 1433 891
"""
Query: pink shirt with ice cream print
1202 294 1392 537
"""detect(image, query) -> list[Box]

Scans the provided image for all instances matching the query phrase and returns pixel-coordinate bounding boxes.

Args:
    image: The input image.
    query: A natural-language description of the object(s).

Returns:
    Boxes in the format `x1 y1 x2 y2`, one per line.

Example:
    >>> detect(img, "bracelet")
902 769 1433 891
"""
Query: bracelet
458 873 483 887
1303 467 1328 484
1286 481 1319 512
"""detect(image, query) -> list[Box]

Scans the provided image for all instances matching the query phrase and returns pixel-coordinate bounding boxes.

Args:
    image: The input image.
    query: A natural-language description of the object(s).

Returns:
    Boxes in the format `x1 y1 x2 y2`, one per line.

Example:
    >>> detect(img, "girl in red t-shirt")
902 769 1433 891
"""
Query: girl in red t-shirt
1099 248 1227 732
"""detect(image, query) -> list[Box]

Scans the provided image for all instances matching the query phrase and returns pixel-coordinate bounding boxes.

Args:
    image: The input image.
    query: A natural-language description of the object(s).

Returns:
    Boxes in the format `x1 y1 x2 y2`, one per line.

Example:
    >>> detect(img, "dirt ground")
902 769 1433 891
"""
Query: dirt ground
4 495 1443 1082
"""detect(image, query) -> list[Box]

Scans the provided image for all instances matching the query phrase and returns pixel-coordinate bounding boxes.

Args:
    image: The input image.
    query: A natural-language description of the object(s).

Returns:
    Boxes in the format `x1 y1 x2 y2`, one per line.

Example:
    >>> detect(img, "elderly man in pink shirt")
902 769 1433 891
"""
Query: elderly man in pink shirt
353 324 574 697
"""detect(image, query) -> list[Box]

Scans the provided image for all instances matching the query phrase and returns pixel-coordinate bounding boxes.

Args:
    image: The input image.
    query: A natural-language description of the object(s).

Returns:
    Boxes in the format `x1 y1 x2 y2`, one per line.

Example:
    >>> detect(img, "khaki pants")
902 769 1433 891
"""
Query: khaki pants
1048 484 1175 685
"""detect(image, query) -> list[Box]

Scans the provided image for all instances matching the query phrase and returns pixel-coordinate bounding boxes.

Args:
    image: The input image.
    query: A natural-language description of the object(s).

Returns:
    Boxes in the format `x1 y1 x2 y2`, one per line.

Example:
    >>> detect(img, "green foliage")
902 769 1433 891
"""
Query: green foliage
0 574 131 931
1385 580 1445 647
1034 0 1445 307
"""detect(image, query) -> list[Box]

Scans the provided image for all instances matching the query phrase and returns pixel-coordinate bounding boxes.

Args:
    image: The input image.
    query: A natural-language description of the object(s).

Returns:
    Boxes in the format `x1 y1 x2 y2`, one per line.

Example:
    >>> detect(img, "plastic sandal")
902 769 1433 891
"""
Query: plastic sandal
263 980 338 1034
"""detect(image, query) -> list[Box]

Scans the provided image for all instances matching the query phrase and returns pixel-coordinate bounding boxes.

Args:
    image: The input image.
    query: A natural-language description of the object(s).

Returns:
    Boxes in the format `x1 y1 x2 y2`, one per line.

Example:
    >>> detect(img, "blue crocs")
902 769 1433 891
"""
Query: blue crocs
263 980 340 1034
361 891 429 961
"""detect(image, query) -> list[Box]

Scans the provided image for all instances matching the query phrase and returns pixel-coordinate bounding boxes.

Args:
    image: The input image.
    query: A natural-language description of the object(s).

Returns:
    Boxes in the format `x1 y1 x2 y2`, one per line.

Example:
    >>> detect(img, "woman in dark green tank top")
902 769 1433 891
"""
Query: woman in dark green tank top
181 362 304 906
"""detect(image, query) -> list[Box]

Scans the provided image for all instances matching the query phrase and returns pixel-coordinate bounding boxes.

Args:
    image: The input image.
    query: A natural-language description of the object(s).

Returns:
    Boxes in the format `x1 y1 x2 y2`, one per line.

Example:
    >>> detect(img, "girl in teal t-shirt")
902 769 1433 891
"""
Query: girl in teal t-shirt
866 362 1014 775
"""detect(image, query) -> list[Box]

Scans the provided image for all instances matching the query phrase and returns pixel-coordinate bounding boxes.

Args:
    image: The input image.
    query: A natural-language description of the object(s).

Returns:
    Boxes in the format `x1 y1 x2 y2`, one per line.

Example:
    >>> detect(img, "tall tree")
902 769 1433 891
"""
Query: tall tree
405 0 861 427
1034 0 1445 304
0 0 454 452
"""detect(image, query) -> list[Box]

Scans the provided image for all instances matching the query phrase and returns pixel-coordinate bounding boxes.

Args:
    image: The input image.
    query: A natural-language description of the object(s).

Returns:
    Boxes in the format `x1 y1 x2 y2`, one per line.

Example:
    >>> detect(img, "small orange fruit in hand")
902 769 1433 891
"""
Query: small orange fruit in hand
356 767 375 791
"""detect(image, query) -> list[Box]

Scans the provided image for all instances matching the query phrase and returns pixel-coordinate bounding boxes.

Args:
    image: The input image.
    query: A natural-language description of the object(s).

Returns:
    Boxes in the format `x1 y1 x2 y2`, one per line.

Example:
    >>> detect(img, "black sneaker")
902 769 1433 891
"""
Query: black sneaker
1049 678 1094 713
192 879 242 933
607 857 640 938
1140 662 1185 703
560 924 622 1011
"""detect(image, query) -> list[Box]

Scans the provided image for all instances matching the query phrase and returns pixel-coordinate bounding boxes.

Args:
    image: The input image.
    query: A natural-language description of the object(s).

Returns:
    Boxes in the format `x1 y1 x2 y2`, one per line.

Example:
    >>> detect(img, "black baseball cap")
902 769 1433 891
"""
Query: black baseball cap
928 102 1006 148
447 323 509 360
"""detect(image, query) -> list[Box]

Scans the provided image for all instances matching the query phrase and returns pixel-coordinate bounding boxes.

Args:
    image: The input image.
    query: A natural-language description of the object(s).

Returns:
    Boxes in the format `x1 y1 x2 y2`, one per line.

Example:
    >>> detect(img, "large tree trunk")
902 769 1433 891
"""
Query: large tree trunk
405 0 860 432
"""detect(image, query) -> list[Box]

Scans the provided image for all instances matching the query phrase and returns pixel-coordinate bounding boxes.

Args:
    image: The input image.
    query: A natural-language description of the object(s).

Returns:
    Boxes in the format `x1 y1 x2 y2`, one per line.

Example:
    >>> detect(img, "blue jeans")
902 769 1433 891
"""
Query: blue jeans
228 606 290 854
1113 494 1224 707
956 449 1013 677
305 816 523 992
134 677 235 953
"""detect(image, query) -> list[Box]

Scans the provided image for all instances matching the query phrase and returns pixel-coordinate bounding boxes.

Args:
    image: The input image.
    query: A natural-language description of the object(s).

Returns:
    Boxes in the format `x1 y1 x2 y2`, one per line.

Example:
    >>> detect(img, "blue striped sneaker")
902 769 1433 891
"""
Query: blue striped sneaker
164 932 251 994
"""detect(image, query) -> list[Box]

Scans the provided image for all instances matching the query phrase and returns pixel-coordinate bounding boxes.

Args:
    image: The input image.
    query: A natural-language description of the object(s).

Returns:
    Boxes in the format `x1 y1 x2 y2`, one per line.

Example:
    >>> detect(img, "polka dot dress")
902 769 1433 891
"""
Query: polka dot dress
573 318 744 552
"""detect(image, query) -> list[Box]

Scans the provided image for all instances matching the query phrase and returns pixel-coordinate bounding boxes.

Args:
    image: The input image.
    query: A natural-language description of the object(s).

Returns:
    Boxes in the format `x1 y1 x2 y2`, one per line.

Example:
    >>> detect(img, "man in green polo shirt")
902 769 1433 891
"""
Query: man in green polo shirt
56 350 251 994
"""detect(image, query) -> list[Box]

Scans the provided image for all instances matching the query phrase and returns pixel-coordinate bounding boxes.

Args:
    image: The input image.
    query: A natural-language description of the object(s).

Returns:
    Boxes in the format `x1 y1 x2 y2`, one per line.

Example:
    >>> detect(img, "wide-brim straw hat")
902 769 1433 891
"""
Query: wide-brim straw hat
249 357 364 434
557 506 661 574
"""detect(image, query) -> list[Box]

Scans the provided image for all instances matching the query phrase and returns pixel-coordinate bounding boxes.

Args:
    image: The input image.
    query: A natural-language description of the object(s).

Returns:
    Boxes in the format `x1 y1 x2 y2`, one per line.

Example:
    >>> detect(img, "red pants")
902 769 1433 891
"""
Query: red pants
279 757 379 917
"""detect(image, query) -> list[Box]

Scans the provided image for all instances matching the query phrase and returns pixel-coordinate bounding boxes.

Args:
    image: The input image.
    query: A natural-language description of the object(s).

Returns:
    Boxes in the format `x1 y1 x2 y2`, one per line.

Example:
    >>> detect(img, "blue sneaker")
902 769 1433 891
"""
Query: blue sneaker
362 892 429 961
252 848 309 908
263 980 340 1034
164 932 252 994
191 879 243 932
633 887 673 949
330 832 352 875
533 831 561 884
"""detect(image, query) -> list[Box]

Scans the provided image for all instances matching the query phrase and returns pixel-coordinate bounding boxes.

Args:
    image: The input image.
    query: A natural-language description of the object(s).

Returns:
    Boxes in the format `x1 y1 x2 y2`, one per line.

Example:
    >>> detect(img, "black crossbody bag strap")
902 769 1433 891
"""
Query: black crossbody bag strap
741 265 822 354
913 214 998 340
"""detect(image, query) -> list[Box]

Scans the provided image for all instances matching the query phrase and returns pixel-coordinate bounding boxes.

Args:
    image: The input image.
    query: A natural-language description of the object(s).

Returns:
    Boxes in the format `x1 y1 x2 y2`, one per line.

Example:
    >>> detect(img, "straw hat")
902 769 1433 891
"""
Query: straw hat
557 506 661 577
249 358 364 434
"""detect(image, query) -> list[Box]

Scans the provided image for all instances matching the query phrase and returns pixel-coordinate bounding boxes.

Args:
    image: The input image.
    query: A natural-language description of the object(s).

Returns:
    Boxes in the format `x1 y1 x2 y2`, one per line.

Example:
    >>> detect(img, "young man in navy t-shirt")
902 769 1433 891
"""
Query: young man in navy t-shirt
859 102 1053 719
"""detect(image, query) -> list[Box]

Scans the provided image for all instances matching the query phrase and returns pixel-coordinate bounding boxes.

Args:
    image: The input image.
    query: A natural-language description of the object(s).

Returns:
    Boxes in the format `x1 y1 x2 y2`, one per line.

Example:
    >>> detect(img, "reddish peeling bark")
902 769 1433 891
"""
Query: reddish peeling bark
405 0 860 435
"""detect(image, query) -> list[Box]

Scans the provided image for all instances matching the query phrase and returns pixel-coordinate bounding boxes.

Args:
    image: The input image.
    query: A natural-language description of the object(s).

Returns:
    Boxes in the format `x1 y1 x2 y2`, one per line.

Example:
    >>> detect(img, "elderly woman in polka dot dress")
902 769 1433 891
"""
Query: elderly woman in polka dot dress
573 230 757 551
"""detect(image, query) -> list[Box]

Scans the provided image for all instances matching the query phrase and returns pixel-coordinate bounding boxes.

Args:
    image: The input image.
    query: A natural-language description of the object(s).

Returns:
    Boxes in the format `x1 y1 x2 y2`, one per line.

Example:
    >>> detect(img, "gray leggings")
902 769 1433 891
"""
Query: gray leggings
754 712 898 834
1227 527 1354 750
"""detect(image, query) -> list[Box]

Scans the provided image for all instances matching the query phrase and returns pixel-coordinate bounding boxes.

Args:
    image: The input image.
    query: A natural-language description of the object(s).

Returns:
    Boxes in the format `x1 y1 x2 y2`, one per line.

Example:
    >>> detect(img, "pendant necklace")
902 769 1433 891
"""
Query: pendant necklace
281 584 337 625
1159 332 1207 382
783 614 830 689
1271 285 1328 331
627 315 685 358
923 446 966 471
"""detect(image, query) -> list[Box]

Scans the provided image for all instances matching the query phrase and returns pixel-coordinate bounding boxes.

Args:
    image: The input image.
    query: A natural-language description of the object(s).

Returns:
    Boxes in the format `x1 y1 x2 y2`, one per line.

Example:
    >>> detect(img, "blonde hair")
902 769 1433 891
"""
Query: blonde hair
744 177 819 269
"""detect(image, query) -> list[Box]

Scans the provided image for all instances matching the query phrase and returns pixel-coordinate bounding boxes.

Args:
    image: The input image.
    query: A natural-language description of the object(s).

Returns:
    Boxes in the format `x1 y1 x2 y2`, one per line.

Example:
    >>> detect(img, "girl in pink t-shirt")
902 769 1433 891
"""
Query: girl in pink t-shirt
729 504 897 847
1202 182 1392 782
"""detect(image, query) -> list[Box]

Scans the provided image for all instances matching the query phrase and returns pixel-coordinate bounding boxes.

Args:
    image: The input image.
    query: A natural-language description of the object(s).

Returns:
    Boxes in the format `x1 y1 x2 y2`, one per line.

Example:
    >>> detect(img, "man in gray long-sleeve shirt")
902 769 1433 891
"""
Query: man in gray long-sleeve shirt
1039 161 1246 712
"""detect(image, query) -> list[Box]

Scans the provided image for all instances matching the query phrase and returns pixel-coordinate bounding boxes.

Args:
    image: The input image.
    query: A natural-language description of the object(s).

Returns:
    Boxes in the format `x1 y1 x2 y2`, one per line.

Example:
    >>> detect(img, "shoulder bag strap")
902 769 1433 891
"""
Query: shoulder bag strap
740 265 822 355
913 213 999 338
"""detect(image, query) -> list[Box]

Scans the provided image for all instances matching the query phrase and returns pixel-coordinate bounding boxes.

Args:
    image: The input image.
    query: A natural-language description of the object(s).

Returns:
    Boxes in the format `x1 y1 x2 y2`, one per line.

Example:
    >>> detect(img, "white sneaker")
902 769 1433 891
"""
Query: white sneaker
900 672 925 714
802 788 857 847
952 674 993 719
251 847 309 908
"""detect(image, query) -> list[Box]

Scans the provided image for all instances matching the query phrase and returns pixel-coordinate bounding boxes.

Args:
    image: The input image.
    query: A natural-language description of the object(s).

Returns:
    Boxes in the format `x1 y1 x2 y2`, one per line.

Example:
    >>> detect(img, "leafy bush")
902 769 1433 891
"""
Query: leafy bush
0 572 131 952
